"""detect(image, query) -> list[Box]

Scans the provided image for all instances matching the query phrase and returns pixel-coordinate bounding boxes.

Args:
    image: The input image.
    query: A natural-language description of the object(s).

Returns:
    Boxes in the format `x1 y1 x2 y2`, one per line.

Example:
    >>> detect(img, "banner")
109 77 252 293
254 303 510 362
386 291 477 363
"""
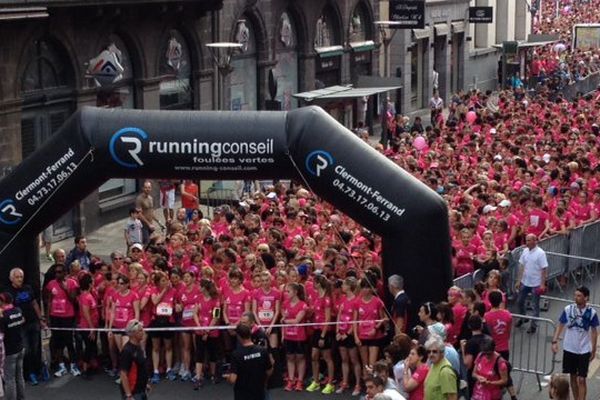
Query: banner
389 0 425 29
469 6 493 23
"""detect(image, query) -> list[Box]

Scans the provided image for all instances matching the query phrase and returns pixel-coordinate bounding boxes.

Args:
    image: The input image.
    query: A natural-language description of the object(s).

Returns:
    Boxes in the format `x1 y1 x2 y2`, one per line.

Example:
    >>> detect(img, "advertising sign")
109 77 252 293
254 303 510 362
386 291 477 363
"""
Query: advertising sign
469 7 493 23
389 0 425 29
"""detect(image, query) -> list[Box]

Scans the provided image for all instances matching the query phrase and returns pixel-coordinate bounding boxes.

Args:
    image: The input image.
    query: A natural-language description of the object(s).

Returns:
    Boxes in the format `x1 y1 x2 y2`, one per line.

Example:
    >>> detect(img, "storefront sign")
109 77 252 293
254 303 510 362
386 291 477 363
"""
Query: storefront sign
469 7 493 23
389 0 425 29
318 56 340 72
353 52 371 64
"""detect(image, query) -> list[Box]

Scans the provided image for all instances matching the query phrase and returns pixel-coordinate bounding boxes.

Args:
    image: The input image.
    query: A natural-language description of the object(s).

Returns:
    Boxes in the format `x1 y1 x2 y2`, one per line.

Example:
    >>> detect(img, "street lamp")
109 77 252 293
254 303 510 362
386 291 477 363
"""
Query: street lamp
205 42 243 110
374 21 402 78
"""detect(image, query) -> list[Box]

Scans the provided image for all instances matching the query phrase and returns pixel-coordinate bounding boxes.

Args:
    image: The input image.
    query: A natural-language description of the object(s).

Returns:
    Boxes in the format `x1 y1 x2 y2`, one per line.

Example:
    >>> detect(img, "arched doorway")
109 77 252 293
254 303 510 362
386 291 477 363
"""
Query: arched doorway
229 19 258 111
159 29 193 110
20 37 76 240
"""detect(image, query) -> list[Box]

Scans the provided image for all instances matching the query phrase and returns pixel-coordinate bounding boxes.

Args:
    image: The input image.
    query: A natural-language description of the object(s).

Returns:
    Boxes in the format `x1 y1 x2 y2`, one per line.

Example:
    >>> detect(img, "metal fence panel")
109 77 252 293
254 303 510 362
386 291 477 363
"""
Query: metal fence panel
567 225 586 276
539 234 569 281
452 273 474 290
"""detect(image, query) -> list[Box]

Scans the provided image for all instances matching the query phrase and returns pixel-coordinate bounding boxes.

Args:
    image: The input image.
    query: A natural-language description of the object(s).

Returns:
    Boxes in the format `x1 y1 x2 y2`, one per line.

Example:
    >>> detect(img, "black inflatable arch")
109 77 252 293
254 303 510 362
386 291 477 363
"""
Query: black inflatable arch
0 106 451 309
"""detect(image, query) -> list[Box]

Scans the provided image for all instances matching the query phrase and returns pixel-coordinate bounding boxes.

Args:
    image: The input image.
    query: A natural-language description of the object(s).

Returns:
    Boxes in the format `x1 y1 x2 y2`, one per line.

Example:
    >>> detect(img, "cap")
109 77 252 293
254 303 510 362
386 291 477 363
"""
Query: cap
482 205 497 214
489 128 497 134
125 319 143 335
266 192 278 201
499 199 512 208
297 264 309 277
494 154 502 161
570 182 580 190
542 153 551 163
130 243 144 252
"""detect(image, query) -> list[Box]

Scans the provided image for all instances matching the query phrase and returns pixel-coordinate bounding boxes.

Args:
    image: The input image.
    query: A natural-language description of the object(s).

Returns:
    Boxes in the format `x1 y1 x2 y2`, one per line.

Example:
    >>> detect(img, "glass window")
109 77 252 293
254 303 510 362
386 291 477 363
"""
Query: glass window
21 39 73 93
230 19 257 111
159 30 193 110
273 12 298 110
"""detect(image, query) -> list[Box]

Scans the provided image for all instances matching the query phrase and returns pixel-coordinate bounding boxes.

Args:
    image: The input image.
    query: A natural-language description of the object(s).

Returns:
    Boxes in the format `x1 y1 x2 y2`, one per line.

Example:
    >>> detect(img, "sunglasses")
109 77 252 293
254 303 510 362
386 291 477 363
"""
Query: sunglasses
427 350 441 354
131 249 142 253
118 281 127 285
113 257 123 260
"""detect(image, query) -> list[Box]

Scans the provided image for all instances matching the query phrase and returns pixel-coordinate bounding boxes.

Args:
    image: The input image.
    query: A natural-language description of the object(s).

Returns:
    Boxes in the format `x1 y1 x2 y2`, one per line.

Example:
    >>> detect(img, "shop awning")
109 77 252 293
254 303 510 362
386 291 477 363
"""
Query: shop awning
293 84 402 102
412 27 431 40
315 45 345 58
349 40 376 52
451 21 465 33
435 23 450 37
492 40 558 49
0 6 48 20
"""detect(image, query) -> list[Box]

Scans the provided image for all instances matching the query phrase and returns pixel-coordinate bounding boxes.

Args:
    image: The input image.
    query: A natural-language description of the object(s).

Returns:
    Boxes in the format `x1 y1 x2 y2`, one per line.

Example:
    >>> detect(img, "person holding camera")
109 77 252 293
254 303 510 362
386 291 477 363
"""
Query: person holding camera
224 323 273 400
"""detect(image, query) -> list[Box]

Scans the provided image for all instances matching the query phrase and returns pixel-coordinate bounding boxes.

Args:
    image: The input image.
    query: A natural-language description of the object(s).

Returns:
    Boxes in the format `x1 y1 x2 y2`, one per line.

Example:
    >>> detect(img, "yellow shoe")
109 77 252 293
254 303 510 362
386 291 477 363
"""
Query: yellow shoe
306 380 320 392
322 383 336 394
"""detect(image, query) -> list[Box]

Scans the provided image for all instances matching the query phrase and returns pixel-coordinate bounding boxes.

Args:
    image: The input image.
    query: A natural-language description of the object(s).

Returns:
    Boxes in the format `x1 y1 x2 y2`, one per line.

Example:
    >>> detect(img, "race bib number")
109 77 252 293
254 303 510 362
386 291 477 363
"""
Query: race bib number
258 310 274 321
156 303 173 317
52 298 67 314
115 307 129 322
182 308 194 320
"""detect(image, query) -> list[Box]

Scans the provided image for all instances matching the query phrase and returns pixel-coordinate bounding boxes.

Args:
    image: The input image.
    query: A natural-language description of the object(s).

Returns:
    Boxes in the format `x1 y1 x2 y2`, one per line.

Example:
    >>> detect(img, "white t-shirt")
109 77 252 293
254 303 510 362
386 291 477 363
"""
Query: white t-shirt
559 304 600 354
383 388 406 400
392 361 409 398
519 246 548 287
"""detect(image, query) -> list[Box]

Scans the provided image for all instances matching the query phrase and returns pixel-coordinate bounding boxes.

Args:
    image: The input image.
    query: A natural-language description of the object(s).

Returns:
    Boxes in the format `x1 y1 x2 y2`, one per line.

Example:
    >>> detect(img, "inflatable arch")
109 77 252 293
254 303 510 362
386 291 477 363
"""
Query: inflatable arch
0 106 451 310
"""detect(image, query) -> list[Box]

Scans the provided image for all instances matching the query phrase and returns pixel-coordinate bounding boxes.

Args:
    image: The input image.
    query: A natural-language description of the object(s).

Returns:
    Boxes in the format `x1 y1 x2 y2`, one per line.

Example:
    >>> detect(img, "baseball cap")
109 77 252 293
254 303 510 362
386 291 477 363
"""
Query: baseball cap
297 264 309 277
130 243 144 252
266 192 278 201
499 199 512 208
482 205 497 214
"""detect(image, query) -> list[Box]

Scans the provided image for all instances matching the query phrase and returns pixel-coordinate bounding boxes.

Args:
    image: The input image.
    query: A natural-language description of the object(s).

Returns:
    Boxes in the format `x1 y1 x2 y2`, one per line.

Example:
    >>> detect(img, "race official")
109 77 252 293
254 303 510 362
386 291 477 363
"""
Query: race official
120 320 150 400
224 323 273 400
0 292 26 400
552 286 598 400
516 234 548 333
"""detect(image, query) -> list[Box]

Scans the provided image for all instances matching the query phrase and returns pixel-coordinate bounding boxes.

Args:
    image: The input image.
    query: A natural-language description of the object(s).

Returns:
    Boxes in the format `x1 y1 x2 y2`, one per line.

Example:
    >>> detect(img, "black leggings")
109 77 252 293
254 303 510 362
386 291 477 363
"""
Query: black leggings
50 317 76 364
75 332 98 364
195 336 219 363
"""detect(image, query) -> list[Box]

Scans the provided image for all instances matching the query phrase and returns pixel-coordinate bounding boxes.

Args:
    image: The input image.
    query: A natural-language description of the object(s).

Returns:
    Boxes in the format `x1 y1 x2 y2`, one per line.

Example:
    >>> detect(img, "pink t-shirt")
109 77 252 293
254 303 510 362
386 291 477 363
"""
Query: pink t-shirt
484 309 512 352
179 285 202 327
409 364 430 400
47 278 79 318
253 288 281 325
337 295 358 335
282 300 308 341
357 296 385 340
311 294 332 331
526 209 549 237
112 290 139 329
78 292 99 328
151 287 177 323
449 303 468 345
138 285 153 327
223 287 250 325
454 242 476 276
472 354 508 400
197 295 220 337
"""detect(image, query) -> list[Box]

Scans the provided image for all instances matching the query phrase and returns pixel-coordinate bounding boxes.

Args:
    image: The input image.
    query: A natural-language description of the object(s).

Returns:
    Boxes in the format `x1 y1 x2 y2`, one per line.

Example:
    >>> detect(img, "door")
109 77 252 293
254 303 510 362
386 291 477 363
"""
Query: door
21 104 75 241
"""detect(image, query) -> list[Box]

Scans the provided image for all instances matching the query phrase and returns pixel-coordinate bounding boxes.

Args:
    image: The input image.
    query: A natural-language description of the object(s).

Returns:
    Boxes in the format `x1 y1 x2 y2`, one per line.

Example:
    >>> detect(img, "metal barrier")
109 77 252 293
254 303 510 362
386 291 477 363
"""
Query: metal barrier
452 273 474 290
509 313 558 391
472 268 486 284
561 71 600 100
202 186 240 218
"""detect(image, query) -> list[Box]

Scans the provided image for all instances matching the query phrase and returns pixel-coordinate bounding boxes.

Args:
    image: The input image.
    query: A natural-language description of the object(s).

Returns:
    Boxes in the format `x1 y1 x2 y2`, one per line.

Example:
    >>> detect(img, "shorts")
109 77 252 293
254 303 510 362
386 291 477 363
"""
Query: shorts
160 189 175 209
563 350 591 377
311 330 334 350
337 334 356 348
360 337 384 348
148 318 175 340
284 339 307 355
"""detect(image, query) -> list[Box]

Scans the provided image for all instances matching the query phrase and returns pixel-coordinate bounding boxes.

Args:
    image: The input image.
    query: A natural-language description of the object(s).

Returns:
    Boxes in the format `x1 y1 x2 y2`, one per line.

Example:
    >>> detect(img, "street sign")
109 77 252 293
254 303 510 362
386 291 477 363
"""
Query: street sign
389 0 425 29
469 6 493 23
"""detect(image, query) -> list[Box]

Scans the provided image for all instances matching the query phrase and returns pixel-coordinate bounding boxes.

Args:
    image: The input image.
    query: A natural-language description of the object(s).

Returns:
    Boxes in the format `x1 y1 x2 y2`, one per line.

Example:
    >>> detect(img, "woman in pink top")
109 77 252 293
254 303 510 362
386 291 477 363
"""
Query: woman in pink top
306 275 336 394
77 274 99 377
177 270 201 382
403 345 429 400
108 275 140 351
45 264 79 377
149 271 178 382
223 268 251 346
355 278 388 379
252 270 281 349
194 279 221 387
335 277 362 396
472 338 508 400
282 283 308 392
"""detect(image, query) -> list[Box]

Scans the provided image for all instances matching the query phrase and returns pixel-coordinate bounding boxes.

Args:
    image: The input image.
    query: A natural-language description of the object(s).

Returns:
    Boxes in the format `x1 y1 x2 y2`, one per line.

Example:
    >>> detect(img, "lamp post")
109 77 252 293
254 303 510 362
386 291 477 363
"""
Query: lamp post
205 42 243 110
374 21 402 78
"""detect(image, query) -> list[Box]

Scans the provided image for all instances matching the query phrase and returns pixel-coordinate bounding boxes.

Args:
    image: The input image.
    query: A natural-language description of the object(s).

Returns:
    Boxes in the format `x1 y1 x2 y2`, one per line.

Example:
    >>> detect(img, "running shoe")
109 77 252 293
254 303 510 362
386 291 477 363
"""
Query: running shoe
335 383 348 394
54 363 68 377
322 383 336 394
107 368 118 378
70 364 81 377
151 372 161 384
180 371 192 382
352 385 362 396
29 373 39 386
166 369 177 381
306 380 320 392
295 380 304 391
284 379 295 392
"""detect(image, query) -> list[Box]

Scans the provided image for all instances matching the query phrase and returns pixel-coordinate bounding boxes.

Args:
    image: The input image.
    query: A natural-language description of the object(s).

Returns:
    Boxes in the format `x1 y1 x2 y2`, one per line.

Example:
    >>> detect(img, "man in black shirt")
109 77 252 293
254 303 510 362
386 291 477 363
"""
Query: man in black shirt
388 274 410 334
3 267 45 385
120 320 150 400
0 292 26 400
225 324 273 400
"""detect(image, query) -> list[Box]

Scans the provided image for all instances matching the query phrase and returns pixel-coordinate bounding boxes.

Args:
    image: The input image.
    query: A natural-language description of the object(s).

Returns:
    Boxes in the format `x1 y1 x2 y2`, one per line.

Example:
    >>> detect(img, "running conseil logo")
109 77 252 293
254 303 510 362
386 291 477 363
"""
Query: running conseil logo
109 127 148 168
305 150 334 177
0 199 23 225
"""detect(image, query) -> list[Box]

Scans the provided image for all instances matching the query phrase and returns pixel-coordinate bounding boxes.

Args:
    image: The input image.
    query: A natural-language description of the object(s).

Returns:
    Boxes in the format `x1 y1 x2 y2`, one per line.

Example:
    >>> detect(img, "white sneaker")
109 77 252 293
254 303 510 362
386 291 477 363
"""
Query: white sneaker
70 364 81 377
54 363 68 377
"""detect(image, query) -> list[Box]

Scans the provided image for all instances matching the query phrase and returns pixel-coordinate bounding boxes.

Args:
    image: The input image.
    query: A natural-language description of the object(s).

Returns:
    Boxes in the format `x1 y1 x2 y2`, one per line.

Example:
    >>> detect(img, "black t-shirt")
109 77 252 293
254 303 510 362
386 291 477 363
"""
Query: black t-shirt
0 305 25 355
119 342 148 395
231 344 272 400
3 284 37 323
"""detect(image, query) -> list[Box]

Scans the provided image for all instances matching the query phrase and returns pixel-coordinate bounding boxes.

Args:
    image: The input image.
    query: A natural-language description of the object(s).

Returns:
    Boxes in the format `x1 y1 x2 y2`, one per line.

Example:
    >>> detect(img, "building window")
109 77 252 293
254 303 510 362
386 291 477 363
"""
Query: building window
230 19 258 111
159 30 193 110
273 12 298 110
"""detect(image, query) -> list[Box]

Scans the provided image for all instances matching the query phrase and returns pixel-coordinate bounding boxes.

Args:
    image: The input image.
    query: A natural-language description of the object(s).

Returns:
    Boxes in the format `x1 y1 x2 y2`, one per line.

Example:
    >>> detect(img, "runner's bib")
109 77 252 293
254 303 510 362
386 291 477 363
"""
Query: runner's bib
258 310 274 321
156 303 173 317
182 307 194 320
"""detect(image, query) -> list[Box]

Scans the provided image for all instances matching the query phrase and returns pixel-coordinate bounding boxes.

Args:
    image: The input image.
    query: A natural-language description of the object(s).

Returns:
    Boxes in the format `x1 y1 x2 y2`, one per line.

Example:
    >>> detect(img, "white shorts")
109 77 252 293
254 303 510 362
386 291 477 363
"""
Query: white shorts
160 189 175 209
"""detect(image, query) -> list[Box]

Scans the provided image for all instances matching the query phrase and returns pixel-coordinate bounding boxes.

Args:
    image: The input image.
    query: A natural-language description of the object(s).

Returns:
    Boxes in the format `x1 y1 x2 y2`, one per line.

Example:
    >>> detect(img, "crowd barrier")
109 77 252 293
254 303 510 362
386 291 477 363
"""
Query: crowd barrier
509 313 558 392
561 71 600 100
202 185 240 218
